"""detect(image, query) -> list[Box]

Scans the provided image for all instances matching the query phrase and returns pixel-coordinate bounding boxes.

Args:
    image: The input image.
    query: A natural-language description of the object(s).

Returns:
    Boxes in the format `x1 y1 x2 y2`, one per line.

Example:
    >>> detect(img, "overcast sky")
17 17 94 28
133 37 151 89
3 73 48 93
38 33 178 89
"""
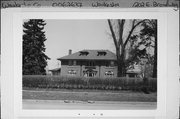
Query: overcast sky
44 20 115 70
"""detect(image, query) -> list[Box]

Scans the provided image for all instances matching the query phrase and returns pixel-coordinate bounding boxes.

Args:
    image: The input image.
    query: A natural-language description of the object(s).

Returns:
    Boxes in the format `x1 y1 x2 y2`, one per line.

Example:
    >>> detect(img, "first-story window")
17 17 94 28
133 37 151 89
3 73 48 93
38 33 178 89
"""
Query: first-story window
68 70 76 75
105 71 114 77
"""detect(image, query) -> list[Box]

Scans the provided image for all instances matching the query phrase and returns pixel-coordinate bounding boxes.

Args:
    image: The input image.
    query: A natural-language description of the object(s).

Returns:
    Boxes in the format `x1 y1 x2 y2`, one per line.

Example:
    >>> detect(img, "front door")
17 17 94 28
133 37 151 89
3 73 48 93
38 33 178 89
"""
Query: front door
83 69 97 77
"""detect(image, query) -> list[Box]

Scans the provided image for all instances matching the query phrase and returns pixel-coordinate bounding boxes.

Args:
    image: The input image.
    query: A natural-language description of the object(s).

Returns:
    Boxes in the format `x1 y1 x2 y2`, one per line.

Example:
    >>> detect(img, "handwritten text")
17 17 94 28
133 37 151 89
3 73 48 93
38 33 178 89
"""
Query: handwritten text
132 1 179 10
1 1 41 8
92 2 120 7
52 2 83 7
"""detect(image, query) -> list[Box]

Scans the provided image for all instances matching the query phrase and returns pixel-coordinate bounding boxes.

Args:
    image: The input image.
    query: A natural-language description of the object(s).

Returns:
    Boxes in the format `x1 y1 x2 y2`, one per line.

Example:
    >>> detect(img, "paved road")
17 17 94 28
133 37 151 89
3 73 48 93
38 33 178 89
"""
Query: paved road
23 99 157 110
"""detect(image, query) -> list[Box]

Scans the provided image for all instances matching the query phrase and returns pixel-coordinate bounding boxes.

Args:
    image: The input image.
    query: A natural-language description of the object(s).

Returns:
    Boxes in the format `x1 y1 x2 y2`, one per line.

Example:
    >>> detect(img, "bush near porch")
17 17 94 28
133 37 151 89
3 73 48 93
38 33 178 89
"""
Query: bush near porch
23 75 157 92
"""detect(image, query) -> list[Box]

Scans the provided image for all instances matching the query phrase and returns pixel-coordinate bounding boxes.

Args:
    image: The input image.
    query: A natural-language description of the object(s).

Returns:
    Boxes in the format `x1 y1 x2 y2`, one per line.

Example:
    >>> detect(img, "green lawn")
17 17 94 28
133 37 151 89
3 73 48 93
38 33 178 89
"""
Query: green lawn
23 88 157 102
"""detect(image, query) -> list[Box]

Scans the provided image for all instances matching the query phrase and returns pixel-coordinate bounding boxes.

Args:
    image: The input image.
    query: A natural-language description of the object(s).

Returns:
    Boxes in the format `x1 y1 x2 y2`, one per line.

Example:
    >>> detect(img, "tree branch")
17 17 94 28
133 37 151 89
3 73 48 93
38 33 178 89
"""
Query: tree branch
108 19 118 47
124 19 145 48
145 19 156 29
118 19 125 47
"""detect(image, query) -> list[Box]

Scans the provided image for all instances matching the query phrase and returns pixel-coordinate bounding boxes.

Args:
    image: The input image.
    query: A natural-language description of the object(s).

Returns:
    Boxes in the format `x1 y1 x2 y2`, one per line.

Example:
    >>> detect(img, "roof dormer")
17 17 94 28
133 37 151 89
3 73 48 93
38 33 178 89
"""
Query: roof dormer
97 51 107 56
79 51 89 56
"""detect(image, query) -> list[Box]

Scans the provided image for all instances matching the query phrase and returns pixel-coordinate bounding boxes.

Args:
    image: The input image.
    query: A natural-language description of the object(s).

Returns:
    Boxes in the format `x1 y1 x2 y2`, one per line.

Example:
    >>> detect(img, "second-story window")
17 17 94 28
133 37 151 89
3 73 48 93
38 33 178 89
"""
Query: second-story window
69 60 76 66
87 61 95 66
105 61 110 67
68 60 73 66
73 60 76 65
110 61 114 67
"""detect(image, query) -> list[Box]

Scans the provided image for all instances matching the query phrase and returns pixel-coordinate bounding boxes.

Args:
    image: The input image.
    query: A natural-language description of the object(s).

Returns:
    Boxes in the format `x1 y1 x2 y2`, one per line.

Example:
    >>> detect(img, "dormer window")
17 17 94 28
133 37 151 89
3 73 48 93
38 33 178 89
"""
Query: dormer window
79 51 89 56
97 51 107 56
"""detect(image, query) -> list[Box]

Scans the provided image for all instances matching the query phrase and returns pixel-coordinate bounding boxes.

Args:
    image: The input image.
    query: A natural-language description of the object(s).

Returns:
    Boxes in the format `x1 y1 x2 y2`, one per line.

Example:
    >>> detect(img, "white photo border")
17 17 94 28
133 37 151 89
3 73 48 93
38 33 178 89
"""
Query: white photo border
2 8 179 119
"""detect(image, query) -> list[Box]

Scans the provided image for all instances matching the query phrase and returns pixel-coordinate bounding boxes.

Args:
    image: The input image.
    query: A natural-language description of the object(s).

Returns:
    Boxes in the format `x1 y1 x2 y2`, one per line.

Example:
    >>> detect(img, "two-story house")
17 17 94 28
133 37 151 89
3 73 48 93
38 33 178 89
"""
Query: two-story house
58 50 118 78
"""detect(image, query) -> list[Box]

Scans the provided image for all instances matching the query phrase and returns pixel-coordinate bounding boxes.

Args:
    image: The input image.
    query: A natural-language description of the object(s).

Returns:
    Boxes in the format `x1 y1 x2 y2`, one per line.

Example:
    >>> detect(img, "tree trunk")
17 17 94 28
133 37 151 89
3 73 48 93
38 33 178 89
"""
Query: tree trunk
142 77 150 94
117 58 125 77
116 47 121 77
116 47 126 77
119 57 126 77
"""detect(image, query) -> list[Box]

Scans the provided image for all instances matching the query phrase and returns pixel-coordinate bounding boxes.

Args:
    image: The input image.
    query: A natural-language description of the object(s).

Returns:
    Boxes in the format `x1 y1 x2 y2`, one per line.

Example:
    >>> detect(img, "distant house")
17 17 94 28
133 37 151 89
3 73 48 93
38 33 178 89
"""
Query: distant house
48 68 61 75
58 50 118 78
126 58 153 78
126 64 142 78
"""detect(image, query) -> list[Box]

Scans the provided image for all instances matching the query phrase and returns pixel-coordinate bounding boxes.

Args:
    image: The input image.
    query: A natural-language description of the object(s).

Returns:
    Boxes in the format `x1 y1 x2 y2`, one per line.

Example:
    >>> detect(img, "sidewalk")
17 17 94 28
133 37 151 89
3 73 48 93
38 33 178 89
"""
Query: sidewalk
23 99 157 110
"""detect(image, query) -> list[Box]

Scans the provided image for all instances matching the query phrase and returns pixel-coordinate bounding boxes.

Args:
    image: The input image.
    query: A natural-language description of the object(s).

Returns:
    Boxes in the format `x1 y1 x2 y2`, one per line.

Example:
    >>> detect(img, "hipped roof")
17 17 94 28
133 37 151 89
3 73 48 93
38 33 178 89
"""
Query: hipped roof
58 50 117 61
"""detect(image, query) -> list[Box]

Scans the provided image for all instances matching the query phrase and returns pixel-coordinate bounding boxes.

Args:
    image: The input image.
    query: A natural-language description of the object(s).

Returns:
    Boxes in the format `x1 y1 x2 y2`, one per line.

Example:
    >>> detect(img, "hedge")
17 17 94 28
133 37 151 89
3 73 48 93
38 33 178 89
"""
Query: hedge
23 75 157 92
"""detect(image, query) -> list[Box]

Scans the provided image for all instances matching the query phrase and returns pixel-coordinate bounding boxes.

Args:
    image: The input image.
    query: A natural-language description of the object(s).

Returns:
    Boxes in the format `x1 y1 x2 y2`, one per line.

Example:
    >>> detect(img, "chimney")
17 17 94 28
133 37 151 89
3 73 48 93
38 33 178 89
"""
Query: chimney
69 49 72 55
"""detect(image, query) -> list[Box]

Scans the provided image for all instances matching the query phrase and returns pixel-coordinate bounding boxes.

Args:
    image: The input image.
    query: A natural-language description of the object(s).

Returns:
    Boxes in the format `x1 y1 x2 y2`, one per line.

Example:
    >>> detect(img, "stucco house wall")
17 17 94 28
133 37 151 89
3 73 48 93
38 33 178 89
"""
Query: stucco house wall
61 65 117 78
100 66 118 78
61 65 81 77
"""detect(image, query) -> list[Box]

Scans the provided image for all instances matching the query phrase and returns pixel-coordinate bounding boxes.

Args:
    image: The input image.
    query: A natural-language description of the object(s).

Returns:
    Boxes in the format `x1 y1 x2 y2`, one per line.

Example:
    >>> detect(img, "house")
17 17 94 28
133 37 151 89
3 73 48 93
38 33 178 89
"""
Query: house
126 65 142 78
48 67 61 75
57 50 118 78
125 58 153 78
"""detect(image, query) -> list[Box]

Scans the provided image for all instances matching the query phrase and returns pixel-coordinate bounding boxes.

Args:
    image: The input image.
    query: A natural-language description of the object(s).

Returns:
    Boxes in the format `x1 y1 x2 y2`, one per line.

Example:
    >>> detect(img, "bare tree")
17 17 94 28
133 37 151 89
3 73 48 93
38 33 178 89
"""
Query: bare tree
108 19 145 77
